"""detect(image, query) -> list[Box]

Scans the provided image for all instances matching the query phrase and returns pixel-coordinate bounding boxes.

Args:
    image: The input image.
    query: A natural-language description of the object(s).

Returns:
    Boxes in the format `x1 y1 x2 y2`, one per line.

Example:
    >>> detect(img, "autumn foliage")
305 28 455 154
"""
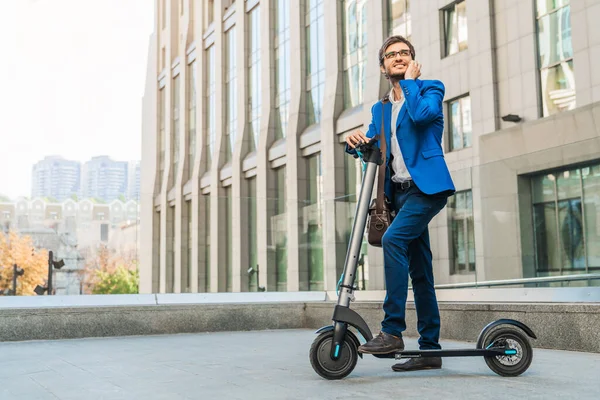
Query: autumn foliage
0 231 48 296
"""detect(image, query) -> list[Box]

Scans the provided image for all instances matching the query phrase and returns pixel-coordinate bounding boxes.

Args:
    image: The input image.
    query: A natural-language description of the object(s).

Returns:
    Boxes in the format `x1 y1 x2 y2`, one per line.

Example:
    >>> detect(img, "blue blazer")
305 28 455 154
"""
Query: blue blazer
346 79 455 200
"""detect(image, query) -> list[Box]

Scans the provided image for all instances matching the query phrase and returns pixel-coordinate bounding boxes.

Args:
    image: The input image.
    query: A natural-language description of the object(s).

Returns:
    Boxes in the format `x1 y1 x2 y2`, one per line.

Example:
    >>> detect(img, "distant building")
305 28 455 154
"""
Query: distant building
127 160 141 201
31 156 80 202
0 197 140 295
80 156 128 203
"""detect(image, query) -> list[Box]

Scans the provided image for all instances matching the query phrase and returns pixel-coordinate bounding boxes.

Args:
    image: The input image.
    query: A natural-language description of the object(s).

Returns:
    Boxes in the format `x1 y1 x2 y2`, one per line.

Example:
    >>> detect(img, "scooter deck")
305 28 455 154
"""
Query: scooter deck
394 347 515 359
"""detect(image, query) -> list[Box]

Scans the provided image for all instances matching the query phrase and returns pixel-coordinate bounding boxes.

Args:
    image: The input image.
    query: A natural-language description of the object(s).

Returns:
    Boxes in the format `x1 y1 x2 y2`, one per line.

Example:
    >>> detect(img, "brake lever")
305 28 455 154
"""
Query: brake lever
355 136 379 153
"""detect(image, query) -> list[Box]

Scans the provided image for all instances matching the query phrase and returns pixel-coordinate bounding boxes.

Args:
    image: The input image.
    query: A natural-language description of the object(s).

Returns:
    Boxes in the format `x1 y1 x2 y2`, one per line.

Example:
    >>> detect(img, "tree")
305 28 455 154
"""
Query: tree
81 245 139 294
0 231 48 295
92 266 139 294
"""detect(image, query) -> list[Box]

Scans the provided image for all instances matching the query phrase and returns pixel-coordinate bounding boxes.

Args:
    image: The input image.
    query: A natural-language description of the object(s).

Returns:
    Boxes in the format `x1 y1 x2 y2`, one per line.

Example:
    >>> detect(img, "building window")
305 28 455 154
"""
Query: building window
205 0 215 29
305 0 325 126
206 46 216 166
159 87 166 188
100 223 109 242
532 165 600 275
168 206 175 293
343 148 361 202
274 0 291 139
536 0 574 117
185 200 192 293
225 187 233 292
225 27 237 160
204 195 211 292
448 190 475 274
247 178 258 291
172 75 181 181
448 95 471 151
188 61 197 179
389 0 411 39
273 167 287 291
153 211 161 293
342 0 368 109
248 6 261 151
303 153 324 291
442 0 468 57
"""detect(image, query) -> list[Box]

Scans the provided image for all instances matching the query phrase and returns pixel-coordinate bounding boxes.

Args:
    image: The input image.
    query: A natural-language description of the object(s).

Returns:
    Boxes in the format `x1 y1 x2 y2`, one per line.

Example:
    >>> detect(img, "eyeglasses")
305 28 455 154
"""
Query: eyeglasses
383 50 412 60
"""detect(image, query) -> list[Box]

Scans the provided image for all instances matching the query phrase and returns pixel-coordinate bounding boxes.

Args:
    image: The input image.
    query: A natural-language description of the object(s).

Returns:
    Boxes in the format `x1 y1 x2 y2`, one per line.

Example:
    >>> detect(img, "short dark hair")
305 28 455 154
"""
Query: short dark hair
379 36 415 65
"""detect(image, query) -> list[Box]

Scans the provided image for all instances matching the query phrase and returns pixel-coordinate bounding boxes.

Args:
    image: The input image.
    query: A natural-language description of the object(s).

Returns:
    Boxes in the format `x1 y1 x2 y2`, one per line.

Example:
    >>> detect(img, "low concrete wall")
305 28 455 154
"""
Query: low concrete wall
0 303 307 342
1 295 598 353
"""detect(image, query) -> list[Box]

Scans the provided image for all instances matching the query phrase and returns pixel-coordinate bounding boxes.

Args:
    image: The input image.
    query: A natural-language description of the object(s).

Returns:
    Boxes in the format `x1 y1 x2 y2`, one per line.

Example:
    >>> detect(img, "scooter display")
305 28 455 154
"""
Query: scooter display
309 136 536 380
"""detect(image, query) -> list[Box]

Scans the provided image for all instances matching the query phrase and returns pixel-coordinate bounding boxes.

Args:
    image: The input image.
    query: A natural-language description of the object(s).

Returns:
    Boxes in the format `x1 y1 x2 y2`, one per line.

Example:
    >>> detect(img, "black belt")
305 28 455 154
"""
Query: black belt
393 180 413 191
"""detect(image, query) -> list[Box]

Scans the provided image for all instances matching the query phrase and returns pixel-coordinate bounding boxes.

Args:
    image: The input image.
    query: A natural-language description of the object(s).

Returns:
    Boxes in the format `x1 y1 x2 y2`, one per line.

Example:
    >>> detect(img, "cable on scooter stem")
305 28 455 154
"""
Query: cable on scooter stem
354 148 368 172
337 273 344 296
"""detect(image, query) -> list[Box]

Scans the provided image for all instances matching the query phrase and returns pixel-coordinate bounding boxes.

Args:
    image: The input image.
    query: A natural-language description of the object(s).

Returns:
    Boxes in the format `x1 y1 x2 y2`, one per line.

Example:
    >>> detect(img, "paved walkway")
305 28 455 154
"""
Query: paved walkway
0 329 598 399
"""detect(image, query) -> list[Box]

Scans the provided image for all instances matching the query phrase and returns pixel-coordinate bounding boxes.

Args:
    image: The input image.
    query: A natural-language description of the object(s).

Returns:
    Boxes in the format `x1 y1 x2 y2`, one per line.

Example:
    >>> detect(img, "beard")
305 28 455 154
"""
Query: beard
385 65 405 81
387 71 404 80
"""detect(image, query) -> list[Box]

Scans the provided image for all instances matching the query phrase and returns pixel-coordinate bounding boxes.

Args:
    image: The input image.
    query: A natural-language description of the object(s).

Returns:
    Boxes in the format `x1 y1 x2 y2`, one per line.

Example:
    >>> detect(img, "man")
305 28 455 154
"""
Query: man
345 36 455 372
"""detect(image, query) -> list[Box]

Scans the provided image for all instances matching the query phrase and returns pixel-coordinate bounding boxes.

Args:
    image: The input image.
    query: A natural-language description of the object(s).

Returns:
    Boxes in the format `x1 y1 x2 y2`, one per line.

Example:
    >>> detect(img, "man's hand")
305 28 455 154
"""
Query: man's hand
345 129 369 149
404 60 421 80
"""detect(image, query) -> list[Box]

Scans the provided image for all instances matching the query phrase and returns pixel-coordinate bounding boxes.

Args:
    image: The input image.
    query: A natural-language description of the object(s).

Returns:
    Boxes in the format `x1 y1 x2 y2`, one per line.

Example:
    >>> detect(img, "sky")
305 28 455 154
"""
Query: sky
0 0 155 199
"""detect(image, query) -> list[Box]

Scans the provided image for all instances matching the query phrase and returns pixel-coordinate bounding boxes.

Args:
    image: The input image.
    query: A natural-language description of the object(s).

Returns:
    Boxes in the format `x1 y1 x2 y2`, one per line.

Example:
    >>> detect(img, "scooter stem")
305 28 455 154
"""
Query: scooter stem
337 138 382 307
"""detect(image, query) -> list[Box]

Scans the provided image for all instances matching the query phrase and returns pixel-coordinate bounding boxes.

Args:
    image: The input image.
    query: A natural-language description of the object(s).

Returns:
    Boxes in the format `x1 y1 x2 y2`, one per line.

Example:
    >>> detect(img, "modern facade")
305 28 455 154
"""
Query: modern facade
140 0 600 294
81 156 129 203
31 156 80 202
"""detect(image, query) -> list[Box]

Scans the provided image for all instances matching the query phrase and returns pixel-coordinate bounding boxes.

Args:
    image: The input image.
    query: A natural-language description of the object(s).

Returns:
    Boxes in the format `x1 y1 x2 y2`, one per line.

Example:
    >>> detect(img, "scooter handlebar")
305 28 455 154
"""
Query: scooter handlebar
354 136 383 165
355 136 379 153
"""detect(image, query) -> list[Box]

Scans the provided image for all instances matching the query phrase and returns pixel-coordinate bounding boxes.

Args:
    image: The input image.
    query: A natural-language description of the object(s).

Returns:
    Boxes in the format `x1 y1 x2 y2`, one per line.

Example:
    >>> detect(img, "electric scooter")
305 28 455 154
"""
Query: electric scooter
309 136 536 380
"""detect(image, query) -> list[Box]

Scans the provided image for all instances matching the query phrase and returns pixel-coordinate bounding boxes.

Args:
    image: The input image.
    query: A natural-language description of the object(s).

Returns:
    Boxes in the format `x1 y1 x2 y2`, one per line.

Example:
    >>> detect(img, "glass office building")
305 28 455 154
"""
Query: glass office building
140 0 600 293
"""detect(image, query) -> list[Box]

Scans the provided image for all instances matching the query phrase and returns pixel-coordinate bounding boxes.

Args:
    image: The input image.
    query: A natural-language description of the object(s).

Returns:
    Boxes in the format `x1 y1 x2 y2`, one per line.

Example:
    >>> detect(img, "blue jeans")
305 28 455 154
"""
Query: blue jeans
380 183 449 350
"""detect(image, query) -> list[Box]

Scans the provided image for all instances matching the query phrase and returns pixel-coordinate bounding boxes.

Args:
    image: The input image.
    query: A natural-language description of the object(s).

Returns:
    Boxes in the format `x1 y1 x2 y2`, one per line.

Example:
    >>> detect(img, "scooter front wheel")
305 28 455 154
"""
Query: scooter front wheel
309 330 358 380
482 326 533 377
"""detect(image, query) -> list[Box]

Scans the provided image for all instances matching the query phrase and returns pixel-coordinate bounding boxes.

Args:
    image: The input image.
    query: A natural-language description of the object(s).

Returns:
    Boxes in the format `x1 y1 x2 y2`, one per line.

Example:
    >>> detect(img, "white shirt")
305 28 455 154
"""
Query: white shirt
388 88 412 183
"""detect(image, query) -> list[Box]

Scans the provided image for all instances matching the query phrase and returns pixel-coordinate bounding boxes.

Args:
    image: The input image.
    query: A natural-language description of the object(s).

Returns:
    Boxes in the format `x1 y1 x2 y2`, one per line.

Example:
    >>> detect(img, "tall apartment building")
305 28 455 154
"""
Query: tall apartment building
140 0 600 294
81 156 128 202
31 156 80 202
128 160 142 201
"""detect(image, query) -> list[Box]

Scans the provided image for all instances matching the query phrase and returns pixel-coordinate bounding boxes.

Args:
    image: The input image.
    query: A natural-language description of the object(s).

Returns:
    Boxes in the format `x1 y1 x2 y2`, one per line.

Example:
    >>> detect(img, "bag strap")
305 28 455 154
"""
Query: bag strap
376 98 388 213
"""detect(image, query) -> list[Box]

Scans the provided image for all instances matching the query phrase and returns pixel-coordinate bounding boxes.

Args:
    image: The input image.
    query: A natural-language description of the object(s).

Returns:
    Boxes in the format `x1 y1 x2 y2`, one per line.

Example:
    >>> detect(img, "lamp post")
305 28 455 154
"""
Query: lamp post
34 250 65 295
1 264 24 295
11 264 24 295
47 251 54 294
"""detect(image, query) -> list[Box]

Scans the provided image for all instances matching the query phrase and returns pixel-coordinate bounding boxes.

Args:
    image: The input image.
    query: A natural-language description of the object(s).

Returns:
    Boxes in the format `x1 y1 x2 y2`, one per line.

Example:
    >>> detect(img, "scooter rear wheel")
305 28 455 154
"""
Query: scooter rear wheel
309 330 358 380
481 326 533 377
